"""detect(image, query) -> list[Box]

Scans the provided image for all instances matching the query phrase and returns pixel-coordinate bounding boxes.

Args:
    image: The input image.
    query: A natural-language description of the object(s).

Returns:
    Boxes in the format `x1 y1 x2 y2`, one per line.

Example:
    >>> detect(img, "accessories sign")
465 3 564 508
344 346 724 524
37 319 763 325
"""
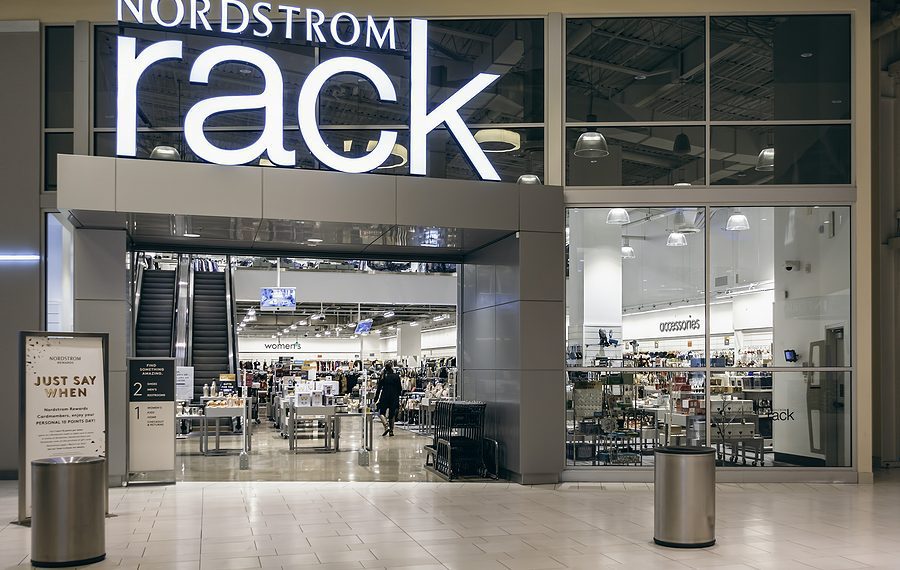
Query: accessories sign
116 1 503 180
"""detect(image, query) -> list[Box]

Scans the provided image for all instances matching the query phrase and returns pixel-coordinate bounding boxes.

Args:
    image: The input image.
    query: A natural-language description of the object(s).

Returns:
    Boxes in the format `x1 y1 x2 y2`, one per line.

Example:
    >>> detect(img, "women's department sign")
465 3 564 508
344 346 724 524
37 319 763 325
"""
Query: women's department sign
19 332 108 522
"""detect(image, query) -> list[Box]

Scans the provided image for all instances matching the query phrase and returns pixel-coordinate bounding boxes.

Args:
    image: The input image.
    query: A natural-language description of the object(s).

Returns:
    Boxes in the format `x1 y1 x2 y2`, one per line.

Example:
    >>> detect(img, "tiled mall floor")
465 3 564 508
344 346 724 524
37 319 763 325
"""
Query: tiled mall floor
3 473 900 570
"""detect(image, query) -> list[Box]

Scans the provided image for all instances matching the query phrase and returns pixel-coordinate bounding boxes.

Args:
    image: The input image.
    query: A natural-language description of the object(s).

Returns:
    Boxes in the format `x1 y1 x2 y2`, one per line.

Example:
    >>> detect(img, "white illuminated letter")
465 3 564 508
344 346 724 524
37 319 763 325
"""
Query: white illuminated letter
118 0 144 22
409 19 500 181
330 12 360 46
278 4 303 39
366 16 396 50
116 37 183 157
252 2 273 38
184 45 294 166
221 0 249 33
150 0 184 27
191 0 212 31
298 57 398 173
306 8 326 43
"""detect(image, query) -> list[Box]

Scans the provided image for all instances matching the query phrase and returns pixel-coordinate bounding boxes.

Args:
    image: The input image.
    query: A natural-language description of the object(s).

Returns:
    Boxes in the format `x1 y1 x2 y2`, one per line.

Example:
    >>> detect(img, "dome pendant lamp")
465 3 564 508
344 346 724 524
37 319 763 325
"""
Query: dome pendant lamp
756 147 775 172
726 208 750 231
574 131 610 159
621 238 635 259
666 230 688 247
606 208 630 225
673 132 691 155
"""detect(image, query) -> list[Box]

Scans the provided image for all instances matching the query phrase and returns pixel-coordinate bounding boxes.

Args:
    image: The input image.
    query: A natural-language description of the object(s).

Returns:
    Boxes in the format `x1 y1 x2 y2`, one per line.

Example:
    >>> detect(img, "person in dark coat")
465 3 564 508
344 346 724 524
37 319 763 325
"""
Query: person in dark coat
375 363 402 436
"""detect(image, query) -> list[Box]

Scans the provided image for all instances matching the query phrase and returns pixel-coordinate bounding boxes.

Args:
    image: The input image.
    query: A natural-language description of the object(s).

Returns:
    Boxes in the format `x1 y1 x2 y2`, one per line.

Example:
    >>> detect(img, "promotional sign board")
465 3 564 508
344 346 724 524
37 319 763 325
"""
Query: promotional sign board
260 287 296 311
127 358 176 483
19 332 109 522
217 373 238 395
176 366 194 401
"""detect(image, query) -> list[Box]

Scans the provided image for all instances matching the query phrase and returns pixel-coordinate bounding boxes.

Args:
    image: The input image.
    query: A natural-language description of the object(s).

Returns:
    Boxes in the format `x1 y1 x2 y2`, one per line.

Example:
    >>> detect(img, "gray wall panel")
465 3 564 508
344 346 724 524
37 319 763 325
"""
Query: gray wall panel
397 177 519 230
73 228 127 301
518 370 565 481
462 306 496 371
116 160 263 218
520 301 565 371
57 155 116 211
519 232 565 302
262 169 396 225
0 25 40 477
73 229 128 484
494 301 521 371
495 370 522 475
519 186 565 233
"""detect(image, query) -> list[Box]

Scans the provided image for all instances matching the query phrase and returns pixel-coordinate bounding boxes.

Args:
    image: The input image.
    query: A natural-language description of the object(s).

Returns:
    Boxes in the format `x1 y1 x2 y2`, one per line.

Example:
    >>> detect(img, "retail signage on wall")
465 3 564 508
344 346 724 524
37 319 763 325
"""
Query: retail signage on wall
659 318 702 333
115 1 503 180
127 358 176 482
19 332 108 522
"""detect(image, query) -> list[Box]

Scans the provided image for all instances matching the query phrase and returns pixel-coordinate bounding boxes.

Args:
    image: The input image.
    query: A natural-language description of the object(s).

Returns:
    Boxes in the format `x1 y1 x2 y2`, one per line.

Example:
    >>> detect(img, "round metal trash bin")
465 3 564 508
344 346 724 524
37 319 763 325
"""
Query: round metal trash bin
31 457 106 568
654 446 715 548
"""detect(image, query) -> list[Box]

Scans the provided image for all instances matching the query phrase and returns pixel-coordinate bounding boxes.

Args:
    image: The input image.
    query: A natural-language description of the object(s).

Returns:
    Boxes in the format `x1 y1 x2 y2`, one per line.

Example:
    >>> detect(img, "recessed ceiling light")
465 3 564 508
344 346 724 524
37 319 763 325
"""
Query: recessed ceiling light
183 233 200 238
238 67 253 74
800 52 814 58
290 324 297 330
409 322 419 327
307 238 323 243
383 310 395 318
0 254 40 261
634 74 647 80
298 320 308 326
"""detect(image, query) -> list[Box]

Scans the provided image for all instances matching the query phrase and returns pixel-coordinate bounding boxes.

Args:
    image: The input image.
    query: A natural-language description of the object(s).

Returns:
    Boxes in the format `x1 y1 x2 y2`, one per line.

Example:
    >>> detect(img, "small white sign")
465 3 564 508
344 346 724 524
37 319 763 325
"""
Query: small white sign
176 366 194 401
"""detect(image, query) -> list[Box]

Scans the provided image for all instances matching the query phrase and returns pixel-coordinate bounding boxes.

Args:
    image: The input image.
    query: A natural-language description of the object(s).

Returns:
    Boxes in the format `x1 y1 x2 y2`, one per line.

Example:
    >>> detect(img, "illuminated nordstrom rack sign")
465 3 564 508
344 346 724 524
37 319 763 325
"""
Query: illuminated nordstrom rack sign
116 0 503 180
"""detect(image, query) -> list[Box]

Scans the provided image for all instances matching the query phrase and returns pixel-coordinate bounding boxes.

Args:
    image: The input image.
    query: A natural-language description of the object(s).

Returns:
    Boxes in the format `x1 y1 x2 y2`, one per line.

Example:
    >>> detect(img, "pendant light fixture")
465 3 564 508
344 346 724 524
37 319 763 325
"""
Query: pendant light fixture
756 147 775 172
516 174 542 185
574 43 610 160
726 207 750 231
621 238 635 259
673 132 691 155
150 145 180 160
606 208 630 225
666 230 688 247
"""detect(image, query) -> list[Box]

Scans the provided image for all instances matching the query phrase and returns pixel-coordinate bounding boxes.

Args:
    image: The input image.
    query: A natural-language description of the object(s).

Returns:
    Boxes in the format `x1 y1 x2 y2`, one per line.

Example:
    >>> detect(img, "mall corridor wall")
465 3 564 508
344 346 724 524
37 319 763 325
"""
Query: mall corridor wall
0 22 40 478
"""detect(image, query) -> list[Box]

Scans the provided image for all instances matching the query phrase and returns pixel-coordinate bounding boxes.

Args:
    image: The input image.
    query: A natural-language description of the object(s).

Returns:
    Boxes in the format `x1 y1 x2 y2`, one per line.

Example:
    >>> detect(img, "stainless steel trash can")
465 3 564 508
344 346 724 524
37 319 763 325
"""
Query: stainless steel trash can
31 457 106 568
654 446 715 548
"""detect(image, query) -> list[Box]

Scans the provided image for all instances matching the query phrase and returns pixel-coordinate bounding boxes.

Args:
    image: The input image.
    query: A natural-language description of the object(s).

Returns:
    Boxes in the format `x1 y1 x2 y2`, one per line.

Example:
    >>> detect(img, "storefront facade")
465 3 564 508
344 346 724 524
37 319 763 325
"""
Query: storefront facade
0 0 872 484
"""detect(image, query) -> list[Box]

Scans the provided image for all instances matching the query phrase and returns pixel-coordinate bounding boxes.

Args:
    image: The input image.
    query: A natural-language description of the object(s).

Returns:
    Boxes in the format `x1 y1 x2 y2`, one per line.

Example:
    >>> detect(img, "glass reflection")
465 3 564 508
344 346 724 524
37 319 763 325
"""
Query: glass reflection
566 17 705 122
566 126 705 186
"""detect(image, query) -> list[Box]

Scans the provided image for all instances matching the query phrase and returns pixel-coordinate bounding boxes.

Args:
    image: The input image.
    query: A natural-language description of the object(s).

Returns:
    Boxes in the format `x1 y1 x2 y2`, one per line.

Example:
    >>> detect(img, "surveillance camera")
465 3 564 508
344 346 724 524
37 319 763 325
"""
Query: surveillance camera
785 260 801 272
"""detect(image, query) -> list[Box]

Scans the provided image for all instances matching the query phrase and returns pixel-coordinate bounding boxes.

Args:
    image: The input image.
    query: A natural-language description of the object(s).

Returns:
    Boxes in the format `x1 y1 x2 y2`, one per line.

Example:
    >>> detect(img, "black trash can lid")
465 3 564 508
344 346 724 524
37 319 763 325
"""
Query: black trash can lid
32 456 105 466
655 446 714 455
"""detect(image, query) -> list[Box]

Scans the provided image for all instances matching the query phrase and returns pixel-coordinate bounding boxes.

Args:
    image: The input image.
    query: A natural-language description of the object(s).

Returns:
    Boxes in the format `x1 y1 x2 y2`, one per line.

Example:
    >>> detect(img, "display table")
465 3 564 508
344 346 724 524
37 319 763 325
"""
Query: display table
202 406 244 454
287 404 336 452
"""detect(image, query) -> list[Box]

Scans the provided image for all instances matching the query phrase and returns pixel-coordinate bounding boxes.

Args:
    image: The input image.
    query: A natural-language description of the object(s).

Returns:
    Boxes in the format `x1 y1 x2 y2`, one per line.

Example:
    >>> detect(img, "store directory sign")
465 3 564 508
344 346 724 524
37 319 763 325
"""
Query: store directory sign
19 332 108 522
127 358 176 483
114 1 503 180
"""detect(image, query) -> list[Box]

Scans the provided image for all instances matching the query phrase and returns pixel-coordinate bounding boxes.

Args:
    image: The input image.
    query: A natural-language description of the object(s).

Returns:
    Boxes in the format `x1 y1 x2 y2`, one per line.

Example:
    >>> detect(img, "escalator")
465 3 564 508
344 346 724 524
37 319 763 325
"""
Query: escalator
134 269 177 357
189 269 234 401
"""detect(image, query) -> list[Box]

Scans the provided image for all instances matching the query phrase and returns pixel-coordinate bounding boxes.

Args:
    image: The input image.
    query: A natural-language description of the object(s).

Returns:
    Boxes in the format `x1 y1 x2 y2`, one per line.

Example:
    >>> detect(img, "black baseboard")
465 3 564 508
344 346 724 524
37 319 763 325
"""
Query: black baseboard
774 452 827 467
0 470 18 481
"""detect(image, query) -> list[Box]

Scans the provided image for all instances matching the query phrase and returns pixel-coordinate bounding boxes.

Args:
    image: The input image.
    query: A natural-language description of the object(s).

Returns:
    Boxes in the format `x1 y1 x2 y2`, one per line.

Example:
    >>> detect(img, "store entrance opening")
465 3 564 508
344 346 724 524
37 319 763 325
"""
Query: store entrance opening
134 250 461 482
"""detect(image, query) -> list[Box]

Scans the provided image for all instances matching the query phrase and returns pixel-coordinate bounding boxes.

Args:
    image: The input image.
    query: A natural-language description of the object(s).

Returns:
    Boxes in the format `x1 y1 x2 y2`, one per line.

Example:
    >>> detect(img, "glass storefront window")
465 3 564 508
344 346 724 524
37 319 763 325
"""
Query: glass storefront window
708 206 851 367
710 15 851 122
45 132 73 191
567 371 707 466
710 372 851 467
567 207 706 369
45 26 74 129
566 17 705 123
429 127 544 183
566 126 705 186
566 206 852 468
711 125 851 185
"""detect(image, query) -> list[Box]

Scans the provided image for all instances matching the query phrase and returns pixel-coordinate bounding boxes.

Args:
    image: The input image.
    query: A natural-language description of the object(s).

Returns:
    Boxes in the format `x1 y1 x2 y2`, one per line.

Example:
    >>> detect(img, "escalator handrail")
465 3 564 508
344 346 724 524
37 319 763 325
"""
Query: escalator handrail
224 254 238 375
186 254 195 367
132 258 145 358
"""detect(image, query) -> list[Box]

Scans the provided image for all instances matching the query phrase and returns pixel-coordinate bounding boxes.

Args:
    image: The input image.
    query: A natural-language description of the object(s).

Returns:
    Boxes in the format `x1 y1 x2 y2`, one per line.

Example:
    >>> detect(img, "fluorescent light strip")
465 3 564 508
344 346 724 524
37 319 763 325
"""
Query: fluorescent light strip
0 254 40 261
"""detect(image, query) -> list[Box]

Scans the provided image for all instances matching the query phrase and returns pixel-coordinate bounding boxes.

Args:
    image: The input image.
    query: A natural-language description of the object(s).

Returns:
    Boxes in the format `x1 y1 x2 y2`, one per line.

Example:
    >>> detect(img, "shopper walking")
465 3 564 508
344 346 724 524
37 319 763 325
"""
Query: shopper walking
375 364 402 437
